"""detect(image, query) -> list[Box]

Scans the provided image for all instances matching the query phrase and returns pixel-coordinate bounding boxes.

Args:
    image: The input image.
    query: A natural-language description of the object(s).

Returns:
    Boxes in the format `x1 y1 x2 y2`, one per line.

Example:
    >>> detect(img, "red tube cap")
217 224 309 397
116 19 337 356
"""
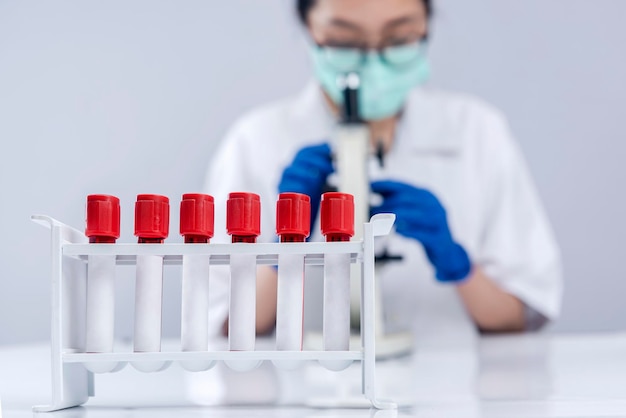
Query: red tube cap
134 194 170 239
180 193 214 239
321 192 354 239
226 192 261 237
276 192 310 238
86 194 120 241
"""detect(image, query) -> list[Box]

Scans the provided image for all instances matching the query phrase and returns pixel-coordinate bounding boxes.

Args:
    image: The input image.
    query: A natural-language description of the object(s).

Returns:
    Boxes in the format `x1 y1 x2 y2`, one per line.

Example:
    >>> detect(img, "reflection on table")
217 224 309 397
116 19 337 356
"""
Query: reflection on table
1 332 626 417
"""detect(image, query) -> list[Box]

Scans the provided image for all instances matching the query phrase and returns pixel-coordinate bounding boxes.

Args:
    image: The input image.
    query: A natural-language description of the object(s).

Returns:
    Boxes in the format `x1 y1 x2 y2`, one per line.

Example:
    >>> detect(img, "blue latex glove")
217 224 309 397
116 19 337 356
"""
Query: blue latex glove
370 180 471 283
278 143 334 230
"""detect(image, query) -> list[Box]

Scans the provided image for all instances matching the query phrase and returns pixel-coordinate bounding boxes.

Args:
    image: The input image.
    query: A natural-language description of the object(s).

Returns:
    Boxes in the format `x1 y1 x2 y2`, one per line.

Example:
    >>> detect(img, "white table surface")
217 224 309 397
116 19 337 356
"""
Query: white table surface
1 332 626 417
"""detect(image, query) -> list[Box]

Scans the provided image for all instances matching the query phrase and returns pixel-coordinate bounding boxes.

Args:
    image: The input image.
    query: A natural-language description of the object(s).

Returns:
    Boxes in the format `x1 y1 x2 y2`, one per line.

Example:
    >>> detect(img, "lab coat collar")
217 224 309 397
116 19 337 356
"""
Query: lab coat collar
397 86 464 154
291 81 463 154
289 80 336 143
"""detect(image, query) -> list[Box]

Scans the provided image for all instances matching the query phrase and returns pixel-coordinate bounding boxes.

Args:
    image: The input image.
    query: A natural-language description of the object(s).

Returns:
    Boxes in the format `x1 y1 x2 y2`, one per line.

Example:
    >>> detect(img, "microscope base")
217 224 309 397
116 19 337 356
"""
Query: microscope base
304 331 414 360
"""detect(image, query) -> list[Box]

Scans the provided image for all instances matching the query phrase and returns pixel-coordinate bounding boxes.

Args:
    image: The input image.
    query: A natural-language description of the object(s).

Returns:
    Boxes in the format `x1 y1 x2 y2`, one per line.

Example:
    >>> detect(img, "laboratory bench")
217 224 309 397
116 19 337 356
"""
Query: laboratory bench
1 331 626 418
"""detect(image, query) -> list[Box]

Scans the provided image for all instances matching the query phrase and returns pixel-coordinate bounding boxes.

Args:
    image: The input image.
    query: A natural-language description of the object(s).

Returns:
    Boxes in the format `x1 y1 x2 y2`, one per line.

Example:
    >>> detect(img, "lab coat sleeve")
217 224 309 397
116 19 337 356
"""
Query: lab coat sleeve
476 116 563 323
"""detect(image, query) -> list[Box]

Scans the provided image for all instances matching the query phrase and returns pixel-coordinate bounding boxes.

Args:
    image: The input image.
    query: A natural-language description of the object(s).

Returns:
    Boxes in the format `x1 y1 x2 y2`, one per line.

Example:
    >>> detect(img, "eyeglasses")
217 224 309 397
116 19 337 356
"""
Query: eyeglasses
316 40 426 72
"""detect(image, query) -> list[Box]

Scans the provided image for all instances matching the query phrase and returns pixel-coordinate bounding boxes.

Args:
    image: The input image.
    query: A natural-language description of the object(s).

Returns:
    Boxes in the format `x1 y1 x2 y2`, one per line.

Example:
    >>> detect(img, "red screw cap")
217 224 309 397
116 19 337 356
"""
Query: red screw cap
226 192 261 238
86 194 120 243
134 194 170 240
321 192 354 241
276 192 310 241
180 193 214 242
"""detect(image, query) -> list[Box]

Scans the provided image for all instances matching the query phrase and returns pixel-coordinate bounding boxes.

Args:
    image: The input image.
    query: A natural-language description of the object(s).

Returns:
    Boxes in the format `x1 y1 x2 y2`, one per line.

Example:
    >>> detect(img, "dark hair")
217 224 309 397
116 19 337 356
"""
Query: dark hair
296 0 432 25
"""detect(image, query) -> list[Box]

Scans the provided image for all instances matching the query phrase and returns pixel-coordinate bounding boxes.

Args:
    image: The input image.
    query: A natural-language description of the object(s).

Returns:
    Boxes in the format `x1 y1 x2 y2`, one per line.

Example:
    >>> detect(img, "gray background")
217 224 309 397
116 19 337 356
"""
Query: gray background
1 0 624 344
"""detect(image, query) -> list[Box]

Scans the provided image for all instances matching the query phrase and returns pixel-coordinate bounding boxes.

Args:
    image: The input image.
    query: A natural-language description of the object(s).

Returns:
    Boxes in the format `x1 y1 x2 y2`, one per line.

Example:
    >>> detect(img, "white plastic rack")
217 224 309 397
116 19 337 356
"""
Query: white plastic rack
31 213 397 412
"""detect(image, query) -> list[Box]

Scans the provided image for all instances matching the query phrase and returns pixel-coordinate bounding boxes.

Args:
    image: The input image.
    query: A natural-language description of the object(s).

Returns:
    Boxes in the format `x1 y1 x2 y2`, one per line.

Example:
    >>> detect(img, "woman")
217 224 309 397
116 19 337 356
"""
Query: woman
204 0 562 338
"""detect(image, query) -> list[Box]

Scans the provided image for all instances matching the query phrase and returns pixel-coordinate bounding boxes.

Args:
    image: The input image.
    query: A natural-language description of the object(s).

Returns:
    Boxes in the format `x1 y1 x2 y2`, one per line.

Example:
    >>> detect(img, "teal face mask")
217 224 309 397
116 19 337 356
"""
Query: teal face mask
310 42 430 121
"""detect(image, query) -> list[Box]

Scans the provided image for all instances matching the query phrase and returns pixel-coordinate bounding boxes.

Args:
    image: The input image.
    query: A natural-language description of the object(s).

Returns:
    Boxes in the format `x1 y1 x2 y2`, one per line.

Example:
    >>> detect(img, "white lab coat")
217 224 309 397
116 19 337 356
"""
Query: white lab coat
203 81 563 339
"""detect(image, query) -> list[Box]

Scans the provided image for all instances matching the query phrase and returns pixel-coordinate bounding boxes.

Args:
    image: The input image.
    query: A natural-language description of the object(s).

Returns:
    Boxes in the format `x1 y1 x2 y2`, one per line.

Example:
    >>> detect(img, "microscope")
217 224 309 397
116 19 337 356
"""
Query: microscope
333 72 414 358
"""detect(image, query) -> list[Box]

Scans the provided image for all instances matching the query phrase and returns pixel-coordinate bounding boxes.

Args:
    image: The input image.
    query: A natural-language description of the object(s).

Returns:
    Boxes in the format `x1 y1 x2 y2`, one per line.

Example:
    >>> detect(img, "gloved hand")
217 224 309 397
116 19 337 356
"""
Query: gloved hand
370 180 471 283
278 143 334 230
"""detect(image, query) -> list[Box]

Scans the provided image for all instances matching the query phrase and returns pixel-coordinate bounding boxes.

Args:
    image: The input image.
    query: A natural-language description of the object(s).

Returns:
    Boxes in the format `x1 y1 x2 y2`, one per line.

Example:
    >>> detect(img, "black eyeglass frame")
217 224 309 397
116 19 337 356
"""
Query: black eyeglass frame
314 38 428 72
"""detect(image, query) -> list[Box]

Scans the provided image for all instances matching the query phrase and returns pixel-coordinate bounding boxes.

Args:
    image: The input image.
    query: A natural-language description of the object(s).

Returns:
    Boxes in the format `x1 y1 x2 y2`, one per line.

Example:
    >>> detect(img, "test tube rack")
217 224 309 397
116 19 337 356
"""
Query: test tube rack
31 212 397 412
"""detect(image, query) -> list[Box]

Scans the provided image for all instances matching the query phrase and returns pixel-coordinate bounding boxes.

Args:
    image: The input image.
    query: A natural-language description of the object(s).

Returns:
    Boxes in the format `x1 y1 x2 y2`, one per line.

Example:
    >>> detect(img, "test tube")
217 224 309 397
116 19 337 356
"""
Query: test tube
275 193 310 352
180 193 214 370
133 194 169 371
85 194 120 357
226 192 260 352
321 192 354 354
